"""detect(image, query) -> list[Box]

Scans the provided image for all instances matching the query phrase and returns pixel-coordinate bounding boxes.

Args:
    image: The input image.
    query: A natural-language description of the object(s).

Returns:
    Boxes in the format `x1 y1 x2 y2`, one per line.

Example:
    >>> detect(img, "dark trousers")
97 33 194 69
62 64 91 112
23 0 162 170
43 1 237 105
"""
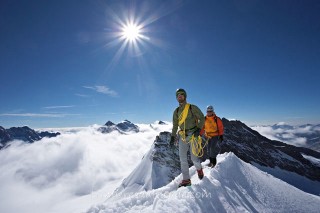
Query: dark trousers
207 136 220 159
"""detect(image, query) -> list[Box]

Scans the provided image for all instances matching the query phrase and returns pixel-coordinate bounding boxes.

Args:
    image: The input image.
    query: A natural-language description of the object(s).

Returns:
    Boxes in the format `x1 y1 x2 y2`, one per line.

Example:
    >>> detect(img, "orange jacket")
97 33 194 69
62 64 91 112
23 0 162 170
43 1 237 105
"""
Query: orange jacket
200 115 224 137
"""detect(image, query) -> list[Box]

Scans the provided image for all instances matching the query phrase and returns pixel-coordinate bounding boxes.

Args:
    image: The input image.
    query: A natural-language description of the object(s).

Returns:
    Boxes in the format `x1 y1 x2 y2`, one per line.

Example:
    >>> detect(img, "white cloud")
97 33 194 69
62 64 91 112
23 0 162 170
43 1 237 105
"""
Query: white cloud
0 113 65 118
43 105 75 109
276 122 287 125
0 122 172 213
252 126 279 141
83 86 118 97
288 126 312 134
314 126 320 132
289 137 308 146
281 133 295 139
252 125 314 147
75 93 90 98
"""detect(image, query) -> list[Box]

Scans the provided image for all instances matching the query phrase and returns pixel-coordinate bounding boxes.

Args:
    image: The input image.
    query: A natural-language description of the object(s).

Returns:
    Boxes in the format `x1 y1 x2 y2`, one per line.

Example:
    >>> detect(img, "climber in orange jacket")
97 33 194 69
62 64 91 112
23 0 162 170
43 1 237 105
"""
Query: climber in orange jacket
200 105 224 168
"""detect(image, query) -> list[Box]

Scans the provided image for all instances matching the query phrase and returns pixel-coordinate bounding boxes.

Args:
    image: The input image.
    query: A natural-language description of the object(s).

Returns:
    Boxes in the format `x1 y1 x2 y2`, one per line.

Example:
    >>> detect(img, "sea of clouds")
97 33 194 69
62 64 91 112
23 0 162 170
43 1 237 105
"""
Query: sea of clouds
251 122 320 147
0 122 171 213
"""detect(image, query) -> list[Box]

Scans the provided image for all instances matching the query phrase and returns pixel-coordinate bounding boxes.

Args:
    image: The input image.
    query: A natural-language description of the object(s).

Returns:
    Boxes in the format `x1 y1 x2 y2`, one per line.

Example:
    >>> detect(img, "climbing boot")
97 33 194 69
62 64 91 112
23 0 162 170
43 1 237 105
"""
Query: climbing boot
178 179 191 187
197 169 204 180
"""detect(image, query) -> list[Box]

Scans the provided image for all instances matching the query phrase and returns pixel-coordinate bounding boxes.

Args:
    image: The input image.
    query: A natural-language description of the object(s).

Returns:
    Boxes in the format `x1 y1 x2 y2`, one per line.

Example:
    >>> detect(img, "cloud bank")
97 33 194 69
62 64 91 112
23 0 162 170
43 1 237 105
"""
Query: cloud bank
0 122 171 213
0 113 65 118
251 123 319 147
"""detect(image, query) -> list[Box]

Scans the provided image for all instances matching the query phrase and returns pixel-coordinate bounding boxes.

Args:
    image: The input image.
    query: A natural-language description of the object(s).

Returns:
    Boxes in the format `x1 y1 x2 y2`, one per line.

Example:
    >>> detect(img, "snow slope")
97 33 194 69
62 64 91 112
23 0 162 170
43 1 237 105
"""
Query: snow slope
88 153 320 213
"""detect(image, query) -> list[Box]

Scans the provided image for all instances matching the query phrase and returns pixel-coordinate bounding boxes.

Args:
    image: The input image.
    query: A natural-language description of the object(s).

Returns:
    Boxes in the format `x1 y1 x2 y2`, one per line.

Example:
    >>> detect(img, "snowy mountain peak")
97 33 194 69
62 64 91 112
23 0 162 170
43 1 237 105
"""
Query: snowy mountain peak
104 121 115 126
116 120 139 132
0 126 60 149
98 120 139 134
113 119 320 201
89 152 320 213
157 120 166 125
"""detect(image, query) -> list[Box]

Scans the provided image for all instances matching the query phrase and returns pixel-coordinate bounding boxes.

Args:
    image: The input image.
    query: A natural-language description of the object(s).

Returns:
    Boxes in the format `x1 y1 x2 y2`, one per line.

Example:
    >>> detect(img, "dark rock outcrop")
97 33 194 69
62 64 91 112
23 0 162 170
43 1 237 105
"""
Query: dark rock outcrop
0 126 60 149
98 120 139 134
219 118 320 182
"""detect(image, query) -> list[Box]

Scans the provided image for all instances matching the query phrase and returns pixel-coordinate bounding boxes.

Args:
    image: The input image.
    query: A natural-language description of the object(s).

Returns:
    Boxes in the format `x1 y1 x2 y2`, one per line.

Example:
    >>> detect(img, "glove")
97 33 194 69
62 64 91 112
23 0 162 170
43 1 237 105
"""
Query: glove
170 136 176 147
193 128 201 137
219 135 224 142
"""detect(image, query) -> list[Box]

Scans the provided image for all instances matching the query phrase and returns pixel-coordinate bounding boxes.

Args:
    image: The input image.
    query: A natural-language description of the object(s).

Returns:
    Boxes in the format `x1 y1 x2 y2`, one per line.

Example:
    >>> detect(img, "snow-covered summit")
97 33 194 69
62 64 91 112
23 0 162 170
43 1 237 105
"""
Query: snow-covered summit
88 152 320 213
98 120 139 134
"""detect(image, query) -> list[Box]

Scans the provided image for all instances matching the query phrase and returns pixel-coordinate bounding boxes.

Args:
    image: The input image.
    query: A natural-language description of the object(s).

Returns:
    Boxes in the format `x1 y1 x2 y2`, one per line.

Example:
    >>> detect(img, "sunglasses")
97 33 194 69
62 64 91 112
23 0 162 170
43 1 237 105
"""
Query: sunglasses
176 92 185 97
207 111 213 113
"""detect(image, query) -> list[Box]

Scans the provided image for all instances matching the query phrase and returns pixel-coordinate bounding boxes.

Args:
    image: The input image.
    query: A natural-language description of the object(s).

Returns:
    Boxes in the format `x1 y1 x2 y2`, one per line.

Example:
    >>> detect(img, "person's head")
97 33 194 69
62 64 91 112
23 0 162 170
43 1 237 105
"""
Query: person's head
206 105 214 116
176 88 187 103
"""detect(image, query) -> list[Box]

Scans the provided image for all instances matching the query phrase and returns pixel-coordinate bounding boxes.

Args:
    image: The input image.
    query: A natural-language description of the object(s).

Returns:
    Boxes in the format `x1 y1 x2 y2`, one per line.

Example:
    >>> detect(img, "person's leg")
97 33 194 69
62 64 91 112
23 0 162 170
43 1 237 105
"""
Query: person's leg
207 137 214 165
190 141 202 171
179 137 191 180
209 136 220 167
211 136 220 157
189 136 204 179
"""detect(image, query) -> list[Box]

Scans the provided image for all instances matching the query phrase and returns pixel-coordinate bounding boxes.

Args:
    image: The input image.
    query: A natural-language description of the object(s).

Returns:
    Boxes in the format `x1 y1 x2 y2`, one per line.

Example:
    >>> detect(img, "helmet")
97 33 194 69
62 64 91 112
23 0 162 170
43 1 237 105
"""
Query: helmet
176 88 187 98
206 105 214 112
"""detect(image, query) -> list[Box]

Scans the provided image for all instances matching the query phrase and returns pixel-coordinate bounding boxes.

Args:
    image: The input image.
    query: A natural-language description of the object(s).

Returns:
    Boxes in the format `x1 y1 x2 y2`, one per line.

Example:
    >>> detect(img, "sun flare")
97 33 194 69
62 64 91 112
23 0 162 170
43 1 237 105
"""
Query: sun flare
122 23 142 42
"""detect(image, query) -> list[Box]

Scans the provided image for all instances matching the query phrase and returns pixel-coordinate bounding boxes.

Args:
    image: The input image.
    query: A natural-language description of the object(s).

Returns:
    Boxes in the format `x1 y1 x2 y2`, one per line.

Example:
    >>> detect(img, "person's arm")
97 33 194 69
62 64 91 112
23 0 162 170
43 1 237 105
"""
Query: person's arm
200 117 206 136
171 108 178 138
217 117 224 135
217 117 224 141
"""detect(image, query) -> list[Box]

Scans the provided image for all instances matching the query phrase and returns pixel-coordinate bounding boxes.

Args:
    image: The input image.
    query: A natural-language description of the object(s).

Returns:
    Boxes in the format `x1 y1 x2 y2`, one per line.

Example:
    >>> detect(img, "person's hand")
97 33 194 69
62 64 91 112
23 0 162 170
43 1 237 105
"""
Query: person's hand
219 135 224 142
170 136 176 147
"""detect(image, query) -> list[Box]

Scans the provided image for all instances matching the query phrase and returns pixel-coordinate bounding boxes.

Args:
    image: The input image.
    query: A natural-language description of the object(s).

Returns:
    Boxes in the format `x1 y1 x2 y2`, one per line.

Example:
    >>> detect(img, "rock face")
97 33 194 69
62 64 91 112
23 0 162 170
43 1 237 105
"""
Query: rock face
0 126 11 147
0 126 60 149
158 121 166 125
113 131 194 195
115 118 320 196
220 118 320 182
98 120 139 134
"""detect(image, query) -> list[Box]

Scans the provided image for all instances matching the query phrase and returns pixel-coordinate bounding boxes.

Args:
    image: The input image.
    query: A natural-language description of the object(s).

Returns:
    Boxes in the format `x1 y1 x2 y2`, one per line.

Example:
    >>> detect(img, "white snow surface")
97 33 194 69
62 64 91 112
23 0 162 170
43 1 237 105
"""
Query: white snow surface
1 121 319 213
88 153 320 213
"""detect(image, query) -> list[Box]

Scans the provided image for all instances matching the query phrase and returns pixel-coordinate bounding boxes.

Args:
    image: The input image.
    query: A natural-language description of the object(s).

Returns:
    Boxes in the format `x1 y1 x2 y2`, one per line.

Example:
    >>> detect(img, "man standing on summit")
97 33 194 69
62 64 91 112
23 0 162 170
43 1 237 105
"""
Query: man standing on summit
170 88 205 187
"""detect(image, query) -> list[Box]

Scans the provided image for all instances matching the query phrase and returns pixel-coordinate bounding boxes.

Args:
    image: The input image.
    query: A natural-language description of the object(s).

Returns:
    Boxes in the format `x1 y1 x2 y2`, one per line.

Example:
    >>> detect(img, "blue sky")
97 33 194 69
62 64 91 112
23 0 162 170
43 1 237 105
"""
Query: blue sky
1 0 320 128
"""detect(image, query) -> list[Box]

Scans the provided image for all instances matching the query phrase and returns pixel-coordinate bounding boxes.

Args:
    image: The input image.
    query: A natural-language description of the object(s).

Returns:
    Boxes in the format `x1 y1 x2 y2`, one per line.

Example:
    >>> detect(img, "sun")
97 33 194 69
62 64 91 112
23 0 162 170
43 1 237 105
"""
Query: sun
121 23 142 42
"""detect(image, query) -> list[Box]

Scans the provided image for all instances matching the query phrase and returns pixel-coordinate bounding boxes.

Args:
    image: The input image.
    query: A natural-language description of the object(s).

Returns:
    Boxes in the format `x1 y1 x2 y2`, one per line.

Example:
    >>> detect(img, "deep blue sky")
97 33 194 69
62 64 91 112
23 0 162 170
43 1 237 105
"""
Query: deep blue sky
1 0 320 128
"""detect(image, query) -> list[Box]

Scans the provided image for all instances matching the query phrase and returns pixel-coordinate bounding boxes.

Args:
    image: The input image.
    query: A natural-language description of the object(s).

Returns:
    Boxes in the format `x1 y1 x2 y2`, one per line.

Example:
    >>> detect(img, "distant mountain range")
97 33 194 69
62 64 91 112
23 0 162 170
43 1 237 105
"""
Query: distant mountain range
98 120 140 134
0 126 60 149
0 120 145 149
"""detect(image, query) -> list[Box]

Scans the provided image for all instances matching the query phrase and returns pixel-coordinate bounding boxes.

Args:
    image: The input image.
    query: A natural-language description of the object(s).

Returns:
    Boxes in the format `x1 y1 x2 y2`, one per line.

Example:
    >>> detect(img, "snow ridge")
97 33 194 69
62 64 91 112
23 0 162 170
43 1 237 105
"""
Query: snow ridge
88 153 320 213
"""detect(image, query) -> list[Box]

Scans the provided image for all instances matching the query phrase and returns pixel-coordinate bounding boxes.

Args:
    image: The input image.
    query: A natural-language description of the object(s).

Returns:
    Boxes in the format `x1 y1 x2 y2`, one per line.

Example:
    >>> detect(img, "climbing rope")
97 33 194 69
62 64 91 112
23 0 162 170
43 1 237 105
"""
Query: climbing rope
178 128 210 158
